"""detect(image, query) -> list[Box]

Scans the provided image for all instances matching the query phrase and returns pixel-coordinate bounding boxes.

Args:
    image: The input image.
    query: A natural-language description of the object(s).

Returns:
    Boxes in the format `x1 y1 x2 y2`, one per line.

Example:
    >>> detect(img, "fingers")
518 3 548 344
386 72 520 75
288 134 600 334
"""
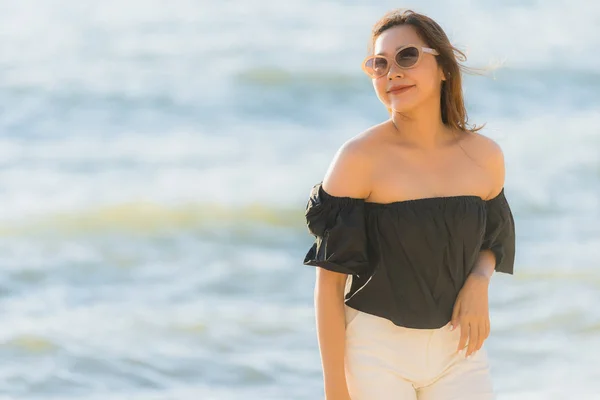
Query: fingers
467 322 479 357
451 300 491 358
450 302 460 331
456 319 490 358
457 320 468 353
463 319 491 358
450 318 459 332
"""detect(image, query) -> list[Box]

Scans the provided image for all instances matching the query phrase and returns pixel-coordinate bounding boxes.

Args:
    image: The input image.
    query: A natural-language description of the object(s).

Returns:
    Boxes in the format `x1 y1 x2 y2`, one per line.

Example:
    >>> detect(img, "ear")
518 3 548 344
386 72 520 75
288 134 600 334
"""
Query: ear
439 66 448 81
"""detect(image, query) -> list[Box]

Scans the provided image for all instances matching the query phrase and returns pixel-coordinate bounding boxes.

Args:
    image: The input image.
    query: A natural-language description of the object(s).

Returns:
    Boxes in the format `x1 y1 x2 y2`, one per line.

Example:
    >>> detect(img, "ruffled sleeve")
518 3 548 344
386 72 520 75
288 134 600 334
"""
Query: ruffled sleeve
302 182 372 276
481 188 516 274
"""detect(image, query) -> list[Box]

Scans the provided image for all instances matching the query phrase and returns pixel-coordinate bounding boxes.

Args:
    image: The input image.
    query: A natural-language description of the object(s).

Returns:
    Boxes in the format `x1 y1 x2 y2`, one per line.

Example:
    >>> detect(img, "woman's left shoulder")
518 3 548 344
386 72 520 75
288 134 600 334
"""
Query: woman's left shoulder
460 131 506 198
462 131 505 164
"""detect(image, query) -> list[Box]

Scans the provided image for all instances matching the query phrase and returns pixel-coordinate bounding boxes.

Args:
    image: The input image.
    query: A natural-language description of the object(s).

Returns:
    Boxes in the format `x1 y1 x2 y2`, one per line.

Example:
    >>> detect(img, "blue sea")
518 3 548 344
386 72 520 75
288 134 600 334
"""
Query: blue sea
0 1 599 399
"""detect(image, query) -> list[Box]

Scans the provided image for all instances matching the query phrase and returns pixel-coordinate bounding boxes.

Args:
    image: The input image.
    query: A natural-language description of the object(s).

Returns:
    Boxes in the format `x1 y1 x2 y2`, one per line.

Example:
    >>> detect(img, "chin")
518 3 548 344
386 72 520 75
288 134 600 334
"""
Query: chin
388 100 418 114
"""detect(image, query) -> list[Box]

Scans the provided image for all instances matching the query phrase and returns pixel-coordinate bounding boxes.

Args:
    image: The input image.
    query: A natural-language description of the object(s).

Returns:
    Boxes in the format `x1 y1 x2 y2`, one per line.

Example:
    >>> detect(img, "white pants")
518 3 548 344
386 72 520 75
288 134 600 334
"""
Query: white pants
344 304 495 400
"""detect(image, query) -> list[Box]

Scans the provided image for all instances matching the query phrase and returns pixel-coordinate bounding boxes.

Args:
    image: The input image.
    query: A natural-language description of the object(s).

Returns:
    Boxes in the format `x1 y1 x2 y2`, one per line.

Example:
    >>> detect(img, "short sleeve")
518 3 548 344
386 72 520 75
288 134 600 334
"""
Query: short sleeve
302 182 371 276
481 188 516 274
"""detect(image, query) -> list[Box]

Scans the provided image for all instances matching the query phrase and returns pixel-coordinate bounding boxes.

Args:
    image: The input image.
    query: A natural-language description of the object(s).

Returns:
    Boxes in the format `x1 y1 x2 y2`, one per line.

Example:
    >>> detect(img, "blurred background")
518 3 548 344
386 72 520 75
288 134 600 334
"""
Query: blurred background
0 0 598 399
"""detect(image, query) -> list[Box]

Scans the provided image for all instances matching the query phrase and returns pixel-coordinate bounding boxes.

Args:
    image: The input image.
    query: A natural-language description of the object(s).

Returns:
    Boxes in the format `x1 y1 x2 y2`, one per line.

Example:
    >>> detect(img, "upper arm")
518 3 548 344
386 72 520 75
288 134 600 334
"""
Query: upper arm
321 137 374 199
311 136 373 281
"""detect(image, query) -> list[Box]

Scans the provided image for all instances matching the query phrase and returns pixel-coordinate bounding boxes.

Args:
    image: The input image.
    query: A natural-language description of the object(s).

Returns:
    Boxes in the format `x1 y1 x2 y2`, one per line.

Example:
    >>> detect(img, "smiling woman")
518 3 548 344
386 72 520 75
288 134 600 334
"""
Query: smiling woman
364 10 485 134
303 8 516 400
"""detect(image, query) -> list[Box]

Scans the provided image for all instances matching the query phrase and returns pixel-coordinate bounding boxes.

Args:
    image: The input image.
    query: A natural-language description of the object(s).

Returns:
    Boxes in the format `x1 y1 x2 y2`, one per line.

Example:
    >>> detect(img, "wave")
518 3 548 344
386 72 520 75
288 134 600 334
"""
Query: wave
235 66 369 92
0 201 303 237
2 335 59 353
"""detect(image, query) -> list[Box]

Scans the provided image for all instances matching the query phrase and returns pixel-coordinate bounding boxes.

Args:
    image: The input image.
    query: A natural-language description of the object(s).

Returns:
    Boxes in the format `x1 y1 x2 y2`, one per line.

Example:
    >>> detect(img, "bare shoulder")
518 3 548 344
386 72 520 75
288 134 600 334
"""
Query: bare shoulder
321 126 381 199
461 131 506 199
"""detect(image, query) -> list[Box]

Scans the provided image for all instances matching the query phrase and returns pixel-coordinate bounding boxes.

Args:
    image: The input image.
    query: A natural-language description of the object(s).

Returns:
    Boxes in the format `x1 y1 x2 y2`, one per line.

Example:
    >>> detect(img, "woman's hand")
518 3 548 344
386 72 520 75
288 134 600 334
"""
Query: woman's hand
449 272 491 358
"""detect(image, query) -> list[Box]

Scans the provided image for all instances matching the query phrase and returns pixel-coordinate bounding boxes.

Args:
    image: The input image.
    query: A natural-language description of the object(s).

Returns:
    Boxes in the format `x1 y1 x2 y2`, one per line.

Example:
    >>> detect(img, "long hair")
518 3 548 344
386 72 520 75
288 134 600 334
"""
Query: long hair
369 9 487 133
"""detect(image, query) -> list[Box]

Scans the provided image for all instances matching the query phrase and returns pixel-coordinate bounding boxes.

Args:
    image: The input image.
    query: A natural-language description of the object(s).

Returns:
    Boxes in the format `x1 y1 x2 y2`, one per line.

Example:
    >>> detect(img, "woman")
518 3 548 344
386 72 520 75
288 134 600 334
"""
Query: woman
302 9 515 400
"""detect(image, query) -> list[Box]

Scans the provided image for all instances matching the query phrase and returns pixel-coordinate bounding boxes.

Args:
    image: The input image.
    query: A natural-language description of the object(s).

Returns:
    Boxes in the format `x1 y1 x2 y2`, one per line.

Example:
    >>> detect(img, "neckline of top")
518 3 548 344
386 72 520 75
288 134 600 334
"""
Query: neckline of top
316 182 504 207
365 193 485 208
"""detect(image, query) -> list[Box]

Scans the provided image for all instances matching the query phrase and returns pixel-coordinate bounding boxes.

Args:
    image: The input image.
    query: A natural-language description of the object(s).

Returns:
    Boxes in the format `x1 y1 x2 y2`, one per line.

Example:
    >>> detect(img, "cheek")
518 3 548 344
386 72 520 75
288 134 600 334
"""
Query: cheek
372 78 390 102
416 77 436 96
413 69 440 96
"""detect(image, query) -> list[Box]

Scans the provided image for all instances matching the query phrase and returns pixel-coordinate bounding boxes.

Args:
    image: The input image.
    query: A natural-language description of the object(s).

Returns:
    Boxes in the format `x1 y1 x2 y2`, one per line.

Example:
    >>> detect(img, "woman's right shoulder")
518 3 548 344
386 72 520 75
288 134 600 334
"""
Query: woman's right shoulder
321 124 384 199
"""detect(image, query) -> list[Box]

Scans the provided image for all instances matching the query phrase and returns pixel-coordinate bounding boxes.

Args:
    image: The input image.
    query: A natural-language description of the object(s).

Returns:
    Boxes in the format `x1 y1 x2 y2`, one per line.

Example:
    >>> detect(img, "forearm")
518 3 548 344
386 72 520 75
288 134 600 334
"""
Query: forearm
314 269 351 399
470 249 496 281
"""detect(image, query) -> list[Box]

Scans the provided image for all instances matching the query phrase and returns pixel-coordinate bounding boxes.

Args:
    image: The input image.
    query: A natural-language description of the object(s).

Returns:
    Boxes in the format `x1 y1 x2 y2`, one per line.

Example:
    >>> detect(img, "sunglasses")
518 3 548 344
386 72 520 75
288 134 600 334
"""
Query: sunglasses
362 44 440 79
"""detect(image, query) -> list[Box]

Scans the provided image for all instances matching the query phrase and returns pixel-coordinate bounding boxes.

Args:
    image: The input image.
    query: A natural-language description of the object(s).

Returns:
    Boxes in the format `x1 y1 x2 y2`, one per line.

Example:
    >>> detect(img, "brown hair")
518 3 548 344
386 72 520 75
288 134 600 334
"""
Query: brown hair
369 9 486 133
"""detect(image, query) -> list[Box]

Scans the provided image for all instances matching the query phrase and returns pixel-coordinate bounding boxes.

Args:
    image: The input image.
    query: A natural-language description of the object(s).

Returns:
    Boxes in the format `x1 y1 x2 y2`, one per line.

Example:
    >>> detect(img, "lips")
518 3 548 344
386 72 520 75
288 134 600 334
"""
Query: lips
388 85 415 94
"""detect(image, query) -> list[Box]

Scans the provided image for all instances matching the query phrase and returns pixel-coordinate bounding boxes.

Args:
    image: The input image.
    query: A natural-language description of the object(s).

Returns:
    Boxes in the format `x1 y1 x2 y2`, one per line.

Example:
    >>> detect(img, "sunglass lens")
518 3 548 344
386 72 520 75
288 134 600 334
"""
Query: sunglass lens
365 56 388 77
396 46 419 68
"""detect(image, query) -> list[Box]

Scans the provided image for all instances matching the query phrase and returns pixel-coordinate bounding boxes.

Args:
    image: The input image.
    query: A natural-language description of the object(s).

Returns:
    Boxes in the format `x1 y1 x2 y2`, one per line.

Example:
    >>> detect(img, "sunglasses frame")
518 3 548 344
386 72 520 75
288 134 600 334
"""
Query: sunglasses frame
361 44 440 78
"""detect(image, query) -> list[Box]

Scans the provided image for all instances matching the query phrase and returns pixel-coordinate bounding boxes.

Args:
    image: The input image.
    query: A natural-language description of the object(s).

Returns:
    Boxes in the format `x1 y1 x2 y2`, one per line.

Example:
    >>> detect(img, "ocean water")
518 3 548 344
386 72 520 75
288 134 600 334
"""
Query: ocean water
0 0 599 399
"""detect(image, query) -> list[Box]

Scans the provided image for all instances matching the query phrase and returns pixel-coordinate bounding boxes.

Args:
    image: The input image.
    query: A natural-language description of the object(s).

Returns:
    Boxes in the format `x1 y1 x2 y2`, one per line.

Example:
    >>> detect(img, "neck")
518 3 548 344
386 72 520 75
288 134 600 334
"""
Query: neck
389 96 453 150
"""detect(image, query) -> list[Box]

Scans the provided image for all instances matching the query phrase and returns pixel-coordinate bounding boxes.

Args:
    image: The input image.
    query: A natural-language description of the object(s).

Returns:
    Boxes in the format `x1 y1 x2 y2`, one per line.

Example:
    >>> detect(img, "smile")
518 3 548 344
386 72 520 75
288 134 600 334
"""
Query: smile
388 85 415 94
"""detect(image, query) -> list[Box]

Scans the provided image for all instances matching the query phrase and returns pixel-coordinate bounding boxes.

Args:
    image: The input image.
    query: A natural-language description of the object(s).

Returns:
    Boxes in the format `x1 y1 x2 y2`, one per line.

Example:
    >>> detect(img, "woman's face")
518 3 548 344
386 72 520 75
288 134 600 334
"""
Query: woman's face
371 25 445 114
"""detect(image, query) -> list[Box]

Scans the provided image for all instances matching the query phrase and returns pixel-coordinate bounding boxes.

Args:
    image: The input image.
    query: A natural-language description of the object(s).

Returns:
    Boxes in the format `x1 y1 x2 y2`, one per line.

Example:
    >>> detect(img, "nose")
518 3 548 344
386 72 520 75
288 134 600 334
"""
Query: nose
387 63 404 79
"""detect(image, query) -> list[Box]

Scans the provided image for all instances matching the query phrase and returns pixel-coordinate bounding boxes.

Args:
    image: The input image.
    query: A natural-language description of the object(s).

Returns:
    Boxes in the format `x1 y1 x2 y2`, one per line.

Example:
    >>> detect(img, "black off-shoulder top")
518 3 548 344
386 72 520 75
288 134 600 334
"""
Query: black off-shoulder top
303 181 516 329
